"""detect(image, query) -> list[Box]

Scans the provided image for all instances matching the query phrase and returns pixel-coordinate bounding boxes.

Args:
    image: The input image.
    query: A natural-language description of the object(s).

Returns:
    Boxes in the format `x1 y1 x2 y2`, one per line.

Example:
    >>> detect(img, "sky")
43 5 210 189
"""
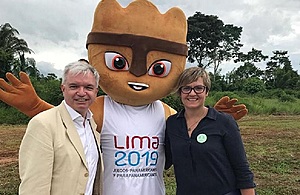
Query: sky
1 0 300 77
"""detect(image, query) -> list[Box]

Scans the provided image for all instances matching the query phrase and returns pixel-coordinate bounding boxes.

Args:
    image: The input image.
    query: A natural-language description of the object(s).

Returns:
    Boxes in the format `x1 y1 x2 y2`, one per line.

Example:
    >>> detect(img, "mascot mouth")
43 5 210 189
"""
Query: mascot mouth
128 82 149 91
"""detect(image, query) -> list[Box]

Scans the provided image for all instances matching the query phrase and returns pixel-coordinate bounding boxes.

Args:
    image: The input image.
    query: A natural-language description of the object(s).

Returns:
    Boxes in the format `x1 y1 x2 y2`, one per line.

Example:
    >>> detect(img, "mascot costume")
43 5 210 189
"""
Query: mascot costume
0 0 247 194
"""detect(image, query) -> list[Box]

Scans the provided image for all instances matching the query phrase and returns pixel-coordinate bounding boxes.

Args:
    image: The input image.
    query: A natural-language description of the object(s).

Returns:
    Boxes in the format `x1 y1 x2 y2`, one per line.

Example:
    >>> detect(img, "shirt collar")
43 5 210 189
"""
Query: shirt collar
63 100 93 121
176 106 217 120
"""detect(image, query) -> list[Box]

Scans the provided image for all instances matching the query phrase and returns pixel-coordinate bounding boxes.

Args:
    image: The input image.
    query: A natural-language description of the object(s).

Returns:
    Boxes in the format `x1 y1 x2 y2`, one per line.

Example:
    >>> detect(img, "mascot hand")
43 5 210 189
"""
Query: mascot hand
214 96 248 120
0 72 53 117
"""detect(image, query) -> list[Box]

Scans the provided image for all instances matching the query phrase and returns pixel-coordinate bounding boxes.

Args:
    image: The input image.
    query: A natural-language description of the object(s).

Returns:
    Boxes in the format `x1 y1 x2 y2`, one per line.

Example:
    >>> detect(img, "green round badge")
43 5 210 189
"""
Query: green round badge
197 134 207 143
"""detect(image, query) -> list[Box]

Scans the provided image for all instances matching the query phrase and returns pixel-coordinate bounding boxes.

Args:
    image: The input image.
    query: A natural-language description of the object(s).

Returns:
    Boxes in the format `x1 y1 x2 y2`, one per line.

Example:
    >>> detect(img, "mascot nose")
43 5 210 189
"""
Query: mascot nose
129 64 147 77
129 49 148 77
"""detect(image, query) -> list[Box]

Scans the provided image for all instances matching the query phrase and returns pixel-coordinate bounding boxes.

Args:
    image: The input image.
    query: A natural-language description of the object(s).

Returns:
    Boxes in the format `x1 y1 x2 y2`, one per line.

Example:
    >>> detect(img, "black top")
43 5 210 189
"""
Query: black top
165 107 256 195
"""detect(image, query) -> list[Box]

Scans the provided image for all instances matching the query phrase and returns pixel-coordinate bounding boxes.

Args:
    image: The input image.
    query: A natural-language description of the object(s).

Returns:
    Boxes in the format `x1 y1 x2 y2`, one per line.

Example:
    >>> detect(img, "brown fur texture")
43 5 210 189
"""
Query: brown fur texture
88 0 187 106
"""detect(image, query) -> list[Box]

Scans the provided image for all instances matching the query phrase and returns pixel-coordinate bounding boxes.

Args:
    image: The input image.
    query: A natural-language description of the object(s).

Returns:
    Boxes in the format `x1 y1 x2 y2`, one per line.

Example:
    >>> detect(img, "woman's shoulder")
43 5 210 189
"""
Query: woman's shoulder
209 107 235 121
208 107 239 130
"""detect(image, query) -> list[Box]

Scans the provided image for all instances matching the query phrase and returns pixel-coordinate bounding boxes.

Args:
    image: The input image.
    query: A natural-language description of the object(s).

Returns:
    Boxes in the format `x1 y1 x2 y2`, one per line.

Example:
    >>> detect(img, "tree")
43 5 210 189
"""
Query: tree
211 24 243 78
233 62 264 79
234 48 268 64
187 12 243 78
243 77 266 94
209 71 227 91
225 63 264 91
11 56 40 78
32 74 63 106
266 50 299 89
0 23 34 79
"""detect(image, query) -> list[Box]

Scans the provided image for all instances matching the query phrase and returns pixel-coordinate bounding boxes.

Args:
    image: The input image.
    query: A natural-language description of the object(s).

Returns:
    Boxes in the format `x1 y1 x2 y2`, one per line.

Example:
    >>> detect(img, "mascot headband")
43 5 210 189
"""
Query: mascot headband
86 32 188 76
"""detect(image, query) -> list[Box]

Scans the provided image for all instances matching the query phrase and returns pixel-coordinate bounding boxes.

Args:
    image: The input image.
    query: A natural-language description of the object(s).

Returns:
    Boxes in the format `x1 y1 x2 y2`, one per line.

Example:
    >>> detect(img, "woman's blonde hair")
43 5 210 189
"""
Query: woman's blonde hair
174 66 211 95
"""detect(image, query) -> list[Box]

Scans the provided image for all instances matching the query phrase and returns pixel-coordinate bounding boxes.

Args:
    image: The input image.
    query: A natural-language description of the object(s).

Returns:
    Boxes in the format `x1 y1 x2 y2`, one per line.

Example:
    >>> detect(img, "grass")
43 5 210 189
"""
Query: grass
0 125 24 195
1 116 300 194
237 115 300 195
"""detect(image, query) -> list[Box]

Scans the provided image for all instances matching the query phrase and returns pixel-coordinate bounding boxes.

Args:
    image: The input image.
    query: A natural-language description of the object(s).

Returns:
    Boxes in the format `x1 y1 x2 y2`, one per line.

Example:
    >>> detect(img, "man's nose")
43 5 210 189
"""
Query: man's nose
76 87 86 96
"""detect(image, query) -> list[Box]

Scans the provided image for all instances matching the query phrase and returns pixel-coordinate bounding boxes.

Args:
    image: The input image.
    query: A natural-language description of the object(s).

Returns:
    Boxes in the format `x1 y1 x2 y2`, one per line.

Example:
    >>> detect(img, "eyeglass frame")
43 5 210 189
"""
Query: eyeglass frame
180 85 207 94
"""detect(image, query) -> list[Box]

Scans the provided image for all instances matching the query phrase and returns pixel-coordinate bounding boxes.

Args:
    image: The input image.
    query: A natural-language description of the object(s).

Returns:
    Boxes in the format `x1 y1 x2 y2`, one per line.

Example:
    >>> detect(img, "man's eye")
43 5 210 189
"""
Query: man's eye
86 87 94 91
69 85 78 89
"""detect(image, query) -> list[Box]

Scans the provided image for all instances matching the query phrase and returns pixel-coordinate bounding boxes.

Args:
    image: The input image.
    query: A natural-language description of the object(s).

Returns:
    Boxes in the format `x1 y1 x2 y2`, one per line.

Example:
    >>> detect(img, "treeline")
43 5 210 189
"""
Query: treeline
1 10 300 124
1 81 300 125
186 12 300 92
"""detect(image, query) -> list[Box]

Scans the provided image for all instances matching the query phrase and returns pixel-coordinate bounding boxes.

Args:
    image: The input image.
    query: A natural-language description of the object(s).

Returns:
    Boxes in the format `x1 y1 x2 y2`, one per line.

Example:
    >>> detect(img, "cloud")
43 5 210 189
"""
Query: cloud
36 61 63 78
0 0 299 76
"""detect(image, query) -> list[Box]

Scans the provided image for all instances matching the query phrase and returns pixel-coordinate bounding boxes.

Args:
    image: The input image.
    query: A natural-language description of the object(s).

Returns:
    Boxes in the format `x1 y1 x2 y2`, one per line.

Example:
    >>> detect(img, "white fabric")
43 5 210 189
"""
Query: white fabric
64 101 99 195
101 96 166 195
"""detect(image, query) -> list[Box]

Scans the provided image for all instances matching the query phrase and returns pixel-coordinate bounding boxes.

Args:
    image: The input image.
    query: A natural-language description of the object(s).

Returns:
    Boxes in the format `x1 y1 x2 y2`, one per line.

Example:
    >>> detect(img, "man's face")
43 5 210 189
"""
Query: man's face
61 72 98 117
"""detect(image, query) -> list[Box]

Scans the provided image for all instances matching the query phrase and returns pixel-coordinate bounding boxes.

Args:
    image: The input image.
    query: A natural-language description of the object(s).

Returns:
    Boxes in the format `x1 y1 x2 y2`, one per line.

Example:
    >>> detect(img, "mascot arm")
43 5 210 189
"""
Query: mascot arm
214 96 248 120
162 102 177 120
90 96 104 133
0 72 53 117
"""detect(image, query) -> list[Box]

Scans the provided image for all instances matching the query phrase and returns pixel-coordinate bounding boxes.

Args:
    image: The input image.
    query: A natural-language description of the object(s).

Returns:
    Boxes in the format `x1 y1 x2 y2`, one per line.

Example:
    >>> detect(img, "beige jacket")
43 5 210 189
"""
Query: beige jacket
19 102 103 195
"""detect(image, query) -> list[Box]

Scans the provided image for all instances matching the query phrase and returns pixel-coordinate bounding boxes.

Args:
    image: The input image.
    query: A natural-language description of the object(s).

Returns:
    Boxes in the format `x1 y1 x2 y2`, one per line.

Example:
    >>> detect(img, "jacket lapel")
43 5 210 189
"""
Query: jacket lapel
89 117 103 194
57 103 88 169
90 118 100 146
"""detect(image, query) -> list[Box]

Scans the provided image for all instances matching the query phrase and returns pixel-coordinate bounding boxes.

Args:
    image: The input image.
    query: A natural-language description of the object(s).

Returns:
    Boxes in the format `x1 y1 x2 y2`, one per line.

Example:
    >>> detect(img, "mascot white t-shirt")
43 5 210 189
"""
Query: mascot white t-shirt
101 96 166 195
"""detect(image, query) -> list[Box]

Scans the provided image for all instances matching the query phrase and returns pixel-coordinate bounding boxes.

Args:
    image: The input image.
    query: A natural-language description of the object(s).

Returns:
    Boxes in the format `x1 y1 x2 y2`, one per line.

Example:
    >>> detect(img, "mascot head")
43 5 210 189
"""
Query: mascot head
87 0 187 106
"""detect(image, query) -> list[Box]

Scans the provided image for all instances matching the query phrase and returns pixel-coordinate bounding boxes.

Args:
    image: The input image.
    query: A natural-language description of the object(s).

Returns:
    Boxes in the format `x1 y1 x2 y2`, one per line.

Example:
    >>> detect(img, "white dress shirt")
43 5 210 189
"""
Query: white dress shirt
64 101 99 195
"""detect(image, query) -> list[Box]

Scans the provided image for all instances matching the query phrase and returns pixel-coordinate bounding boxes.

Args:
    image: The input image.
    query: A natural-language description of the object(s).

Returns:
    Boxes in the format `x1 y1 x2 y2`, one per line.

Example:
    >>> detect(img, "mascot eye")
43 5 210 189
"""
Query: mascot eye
148 60 171 77
105 52 129 71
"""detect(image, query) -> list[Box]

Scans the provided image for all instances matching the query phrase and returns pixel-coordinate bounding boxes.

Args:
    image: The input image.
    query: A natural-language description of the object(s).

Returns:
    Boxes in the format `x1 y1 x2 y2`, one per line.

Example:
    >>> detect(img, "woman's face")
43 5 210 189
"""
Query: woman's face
180 77 208 110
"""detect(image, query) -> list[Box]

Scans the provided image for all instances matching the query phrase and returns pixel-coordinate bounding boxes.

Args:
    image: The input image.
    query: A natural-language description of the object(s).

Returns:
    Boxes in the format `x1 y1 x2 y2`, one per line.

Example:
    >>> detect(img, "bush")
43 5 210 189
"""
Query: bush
279 94 296 102
243 77 266 94
161 94 182 112
209 91 241 103
0 107 30 124
32 78 63 106
2 89 300 124
284 89 300 99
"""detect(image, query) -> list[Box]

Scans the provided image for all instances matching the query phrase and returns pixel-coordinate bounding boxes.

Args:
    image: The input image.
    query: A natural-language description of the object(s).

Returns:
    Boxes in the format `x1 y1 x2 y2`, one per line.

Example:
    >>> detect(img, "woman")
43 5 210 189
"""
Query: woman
165 67 256 195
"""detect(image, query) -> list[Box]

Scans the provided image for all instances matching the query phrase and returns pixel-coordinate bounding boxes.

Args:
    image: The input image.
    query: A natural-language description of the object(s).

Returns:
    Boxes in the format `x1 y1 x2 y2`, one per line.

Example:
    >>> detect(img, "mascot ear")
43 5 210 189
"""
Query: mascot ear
214 96 248 120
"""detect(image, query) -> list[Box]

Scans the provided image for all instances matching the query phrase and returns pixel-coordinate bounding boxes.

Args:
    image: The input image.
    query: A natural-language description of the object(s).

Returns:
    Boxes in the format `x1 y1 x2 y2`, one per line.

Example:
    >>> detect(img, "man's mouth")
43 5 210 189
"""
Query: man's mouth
76 98 89 102
128 82 149 91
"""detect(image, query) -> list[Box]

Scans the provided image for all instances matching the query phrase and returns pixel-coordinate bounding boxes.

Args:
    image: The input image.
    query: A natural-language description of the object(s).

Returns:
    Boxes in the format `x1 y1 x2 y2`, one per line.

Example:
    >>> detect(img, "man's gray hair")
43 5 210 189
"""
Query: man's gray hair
61 60 100 87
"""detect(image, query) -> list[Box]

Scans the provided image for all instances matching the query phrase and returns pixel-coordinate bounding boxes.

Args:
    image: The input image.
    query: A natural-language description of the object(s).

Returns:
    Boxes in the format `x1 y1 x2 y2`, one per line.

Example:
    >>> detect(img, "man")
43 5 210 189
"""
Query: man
19 61 103 195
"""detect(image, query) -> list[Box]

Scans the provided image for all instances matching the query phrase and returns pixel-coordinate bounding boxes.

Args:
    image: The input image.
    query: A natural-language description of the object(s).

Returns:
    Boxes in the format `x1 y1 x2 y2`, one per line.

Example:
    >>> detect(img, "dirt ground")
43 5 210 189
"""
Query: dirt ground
0 125 26 165
1 116 300 194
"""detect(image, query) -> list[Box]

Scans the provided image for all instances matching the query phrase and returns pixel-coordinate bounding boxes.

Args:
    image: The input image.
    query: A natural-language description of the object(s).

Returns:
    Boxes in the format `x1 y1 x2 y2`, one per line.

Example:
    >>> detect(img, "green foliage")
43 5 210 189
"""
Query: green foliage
209 91 241 103
257 89 297 102
279 94 296 103
235 48 268 63
164 167 176 195
210 72 227 91
31 76 63 106
0 23 34 79
242 97 300 115
242 77 266 94
233 62 264 79
2 86 300 124
284 89 300 98
0 106 29 124
161 94 183 112
187 12 243 69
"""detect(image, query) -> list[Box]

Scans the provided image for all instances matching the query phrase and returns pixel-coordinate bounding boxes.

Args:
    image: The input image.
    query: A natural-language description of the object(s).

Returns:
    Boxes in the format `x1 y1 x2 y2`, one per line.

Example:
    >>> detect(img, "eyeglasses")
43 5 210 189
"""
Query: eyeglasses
180 85 207 94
